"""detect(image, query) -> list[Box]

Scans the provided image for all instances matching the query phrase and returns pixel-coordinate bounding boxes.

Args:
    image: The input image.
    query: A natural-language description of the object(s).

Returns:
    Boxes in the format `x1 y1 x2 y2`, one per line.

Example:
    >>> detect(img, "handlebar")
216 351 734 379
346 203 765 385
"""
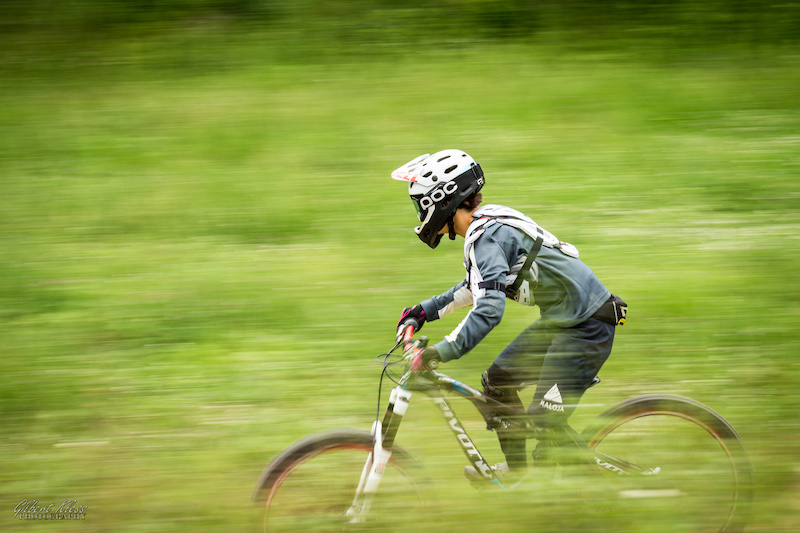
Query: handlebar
394 318 432 368
401 325 416 346
397 318 420 348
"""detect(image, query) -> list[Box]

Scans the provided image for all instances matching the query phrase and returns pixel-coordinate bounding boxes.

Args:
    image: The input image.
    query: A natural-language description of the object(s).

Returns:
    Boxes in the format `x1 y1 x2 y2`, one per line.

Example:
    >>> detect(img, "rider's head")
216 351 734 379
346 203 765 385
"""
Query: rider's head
391 149 485 248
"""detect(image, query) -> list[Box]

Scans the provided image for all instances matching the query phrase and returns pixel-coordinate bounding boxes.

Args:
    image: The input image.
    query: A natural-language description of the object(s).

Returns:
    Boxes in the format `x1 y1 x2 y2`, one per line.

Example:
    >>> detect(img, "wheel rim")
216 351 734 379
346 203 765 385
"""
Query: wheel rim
587 408 749 532
259 441 425 532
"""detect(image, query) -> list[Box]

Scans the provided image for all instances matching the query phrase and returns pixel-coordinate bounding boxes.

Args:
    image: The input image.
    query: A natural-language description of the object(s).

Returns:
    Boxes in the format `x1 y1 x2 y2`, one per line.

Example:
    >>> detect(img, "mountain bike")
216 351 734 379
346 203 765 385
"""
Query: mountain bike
252 320 753 532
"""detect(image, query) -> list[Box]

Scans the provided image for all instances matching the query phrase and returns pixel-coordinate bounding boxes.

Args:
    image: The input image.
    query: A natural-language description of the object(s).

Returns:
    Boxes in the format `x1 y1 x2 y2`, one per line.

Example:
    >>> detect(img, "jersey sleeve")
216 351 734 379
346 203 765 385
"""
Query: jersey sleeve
433 232 511 362
420 279 472 321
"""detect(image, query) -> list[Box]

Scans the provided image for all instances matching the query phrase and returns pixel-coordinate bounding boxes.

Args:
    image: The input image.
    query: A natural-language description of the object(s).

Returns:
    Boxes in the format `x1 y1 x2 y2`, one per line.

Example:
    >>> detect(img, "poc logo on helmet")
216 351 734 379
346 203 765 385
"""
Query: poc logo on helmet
419 181 458 210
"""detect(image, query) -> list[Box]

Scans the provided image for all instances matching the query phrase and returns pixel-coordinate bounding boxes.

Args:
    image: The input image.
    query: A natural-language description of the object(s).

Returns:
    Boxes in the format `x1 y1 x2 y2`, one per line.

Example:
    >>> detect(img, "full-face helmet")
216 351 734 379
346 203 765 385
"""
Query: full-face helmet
391 149 485 248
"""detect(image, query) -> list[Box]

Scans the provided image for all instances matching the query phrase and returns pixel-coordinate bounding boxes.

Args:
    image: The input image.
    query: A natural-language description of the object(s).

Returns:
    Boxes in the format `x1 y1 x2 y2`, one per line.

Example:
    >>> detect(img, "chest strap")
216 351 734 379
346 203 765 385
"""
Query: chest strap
477 280 507 292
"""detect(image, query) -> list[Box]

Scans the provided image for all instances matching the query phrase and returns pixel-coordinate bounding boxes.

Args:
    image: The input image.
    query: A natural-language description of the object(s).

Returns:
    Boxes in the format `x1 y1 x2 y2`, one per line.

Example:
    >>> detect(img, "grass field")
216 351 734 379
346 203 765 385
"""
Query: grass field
1 24 799 532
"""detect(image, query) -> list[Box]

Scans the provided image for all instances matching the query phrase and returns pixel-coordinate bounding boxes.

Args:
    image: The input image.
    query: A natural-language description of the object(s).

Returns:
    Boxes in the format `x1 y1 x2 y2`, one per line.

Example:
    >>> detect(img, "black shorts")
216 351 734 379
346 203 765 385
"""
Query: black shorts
493 317 616 427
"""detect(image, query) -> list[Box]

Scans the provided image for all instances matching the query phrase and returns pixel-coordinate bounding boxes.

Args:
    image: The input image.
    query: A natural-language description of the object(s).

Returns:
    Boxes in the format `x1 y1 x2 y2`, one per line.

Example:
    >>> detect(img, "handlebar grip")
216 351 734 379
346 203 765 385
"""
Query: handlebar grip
401 317 420 331
396 317 420 347
402 324 416 343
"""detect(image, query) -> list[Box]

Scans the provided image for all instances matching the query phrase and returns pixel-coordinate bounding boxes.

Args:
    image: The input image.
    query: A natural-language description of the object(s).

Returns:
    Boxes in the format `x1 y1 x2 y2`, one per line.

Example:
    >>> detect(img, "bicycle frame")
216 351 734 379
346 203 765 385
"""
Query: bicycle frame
346 375 500 523
346 326 531 523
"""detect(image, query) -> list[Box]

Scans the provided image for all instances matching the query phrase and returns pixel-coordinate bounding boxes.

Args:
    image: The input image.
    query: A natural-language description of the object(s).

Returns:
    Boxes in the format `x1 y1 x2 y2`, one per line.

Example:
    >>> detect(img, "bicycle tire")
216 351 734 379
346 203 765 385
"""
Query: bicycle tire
252 429 431 532
581 394 753 533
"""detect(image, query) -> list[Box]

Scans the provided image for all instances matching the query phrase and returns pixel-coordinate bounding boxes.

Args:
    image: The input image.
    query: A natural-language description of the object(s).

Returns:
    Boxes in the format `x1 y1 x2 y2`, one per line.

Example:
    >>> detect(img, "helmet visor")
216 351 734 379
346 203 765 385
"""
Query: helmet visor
411 197 423 220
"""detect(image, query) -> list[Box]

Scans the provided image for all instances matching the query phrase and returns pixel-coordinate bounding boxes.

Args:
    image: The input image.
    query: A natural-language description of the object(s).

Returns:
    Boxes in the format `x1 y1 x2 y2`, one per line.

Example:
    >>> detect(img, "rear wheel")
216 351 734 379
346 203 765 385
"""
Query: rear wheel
252 429 431 532
582 395 753 532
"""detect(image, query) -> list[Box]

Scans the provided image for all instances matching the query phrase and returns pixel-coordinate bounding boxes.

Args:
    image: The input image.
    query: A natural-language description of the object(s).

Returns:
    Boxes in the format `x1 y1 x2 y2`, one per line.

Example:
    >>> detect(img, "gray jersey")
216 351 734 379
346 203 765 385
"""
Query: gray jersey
420 205 610 362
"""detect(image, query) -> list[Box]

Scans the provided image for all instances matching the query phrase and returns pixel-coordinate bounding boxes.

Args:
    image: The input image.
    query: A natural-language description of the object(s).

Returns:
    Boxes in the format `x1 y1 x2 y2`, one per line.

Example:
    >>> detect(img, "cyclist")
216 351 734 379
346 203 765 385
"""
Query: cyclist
391 149 627 484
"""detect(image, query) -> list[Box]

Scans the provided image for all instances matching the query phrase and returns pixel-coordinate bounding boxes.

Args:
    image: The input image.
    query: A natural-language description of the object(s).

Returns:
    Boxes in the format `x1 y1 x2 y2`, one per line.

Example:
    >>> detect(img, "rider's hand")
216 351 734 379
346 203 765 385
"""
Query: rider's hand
412 346 440 373
397 305 426 332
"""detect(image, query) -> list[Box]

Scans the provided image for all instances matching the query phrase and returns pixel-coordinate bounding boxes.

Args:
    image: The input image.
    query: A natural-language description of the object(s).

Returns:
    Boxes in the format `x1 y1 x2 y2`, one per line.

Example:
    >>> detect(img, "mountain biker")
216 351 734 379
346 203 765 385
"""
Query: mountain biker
391 149 627 484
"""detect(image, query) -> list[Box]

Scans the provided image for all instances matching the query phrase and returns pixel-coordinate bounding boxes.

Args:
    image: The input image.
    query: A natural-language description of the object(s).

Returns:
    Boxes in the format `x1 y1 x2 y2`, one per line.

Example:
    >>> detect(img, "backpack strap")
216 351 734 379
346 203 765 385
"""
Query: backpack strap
464 210 546 296
506 226 544 294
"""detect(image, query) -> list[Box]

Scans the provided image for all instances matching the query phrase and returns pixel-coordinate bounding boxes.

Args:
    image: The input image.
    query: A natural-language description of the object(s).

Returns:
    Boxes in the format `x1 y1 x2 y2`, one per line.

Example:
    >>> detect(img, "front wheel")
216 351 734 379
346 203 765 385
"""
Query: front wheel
252 429 431 532
582 395 753 533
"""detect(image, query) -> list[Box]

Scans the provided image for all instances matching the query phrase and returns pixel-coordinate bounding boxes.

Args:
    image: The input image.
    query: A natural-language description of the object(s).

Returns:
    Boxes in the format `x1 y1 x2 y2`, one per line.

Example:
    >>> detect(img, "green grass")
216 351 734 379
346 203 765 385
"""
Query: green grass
1 26 799 532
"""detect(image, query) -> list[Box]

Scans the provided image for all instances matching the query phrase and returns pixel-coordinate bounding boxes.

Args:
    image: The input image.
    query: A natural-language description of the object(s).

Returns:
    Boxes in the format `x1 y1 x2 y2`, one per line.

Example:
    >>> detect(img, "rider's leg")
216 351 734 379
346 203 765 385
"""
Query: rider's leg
528 319 615 464
481 364 528 470
480 320 551 471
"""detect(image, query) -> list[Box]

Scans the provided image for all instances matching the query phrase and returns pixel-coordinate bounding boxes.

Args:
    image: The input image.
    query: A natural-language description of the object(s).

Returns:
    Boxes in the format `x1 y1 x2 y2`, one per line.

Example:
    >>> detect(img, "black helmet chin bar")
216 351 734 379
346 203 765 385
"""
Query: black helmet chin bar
415 163 484 249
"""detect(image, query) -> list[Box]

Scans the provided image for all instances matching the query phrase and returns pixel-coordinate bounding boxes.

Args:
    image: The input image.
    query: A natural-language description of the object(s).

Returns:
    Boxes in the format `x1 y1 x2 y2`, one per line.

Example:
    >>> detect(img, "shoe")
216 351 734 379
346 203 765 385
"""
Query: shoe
463 462 512 488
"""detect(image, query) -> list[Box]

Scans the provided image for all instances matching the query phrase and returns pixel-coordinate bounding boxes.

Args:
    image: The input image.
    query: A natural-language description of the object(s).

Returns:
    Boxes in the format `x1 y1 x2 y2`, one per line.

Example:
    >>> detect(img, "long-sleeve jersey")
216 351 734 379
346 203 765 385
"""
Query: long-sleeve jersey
420 205 611 362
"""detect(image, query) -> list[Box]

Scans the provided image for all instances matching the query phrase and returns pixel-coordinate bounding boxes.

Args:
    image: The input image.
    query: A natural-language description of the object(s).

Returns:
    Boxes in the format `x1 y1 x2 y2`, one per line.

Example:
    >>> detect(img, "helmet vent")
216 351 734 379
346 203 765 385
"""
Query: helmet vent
444 164 458 174
437 155 451 162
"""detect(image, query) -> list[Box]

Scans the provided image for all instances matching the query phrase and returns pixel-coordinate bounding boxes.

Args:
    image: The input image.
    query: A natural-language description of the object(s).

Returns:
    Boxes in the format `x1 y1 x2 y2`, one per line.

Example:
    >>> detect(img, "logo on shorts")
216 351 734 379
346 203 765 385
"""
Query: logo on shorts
540 384 565 412
543 384 563 403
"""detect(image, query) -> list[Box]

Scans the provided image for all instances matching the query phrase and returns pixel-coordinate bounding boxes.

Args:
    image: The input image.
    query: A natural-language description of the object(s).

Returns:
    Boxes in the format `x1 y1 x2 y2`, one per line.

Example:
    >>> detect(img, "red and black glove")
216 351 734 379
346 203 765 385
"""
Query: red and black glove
397 305 426 332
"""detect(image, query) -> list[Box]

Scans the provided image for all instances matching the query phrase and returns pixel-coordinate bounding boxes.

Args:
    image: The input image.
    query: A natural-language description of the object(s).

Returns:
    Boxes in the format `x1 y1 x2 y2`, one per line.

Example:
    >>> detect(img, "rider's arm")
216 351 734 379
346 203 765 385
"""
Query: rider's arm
419 280 473 322
433 231 512 363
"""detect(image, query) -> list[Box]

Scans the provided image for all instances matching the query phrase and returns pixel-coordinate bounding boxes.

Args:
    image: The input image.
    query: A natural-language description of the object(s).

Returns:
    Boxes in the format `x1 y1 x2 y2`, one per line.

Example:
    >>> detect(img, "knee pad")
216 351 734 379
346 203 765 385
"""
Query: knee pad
481 363 516 399
481 371 503 400
482 364 524 415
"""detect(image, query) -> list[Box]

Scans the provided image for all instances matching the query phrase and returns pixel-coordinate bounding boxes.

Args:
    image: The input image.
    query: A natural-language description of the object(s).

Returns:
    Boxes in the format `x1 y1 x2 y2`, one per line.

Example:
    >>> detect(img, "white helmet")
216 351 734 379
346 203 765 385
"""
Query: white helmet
391 150 485 248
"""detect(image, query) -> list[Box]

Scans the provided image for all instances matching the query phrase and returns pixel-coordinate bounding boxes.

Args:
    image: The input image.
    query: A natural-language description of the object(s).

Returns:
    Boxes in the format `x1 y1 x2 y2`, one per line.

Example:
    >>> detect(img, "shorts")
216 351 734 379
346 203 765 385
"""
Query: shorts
493 317 616 427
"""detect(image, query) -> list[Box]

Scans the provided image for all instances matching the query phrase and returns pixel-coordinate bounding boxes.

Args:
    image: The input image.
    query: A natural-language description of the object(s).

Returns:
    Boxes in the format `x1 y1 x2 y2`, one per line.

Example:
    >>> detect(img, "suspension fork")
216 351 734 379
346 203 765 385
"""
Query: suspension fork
347 385 412 522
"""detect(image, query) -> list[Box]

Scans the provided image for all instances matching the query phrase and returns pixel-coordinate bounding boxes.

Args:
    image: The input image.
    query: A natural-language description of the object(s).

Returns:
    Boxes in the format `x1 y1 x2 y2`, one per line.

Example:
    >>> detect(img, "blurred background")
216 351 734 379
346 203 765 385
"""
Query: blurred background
1 1 798 531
